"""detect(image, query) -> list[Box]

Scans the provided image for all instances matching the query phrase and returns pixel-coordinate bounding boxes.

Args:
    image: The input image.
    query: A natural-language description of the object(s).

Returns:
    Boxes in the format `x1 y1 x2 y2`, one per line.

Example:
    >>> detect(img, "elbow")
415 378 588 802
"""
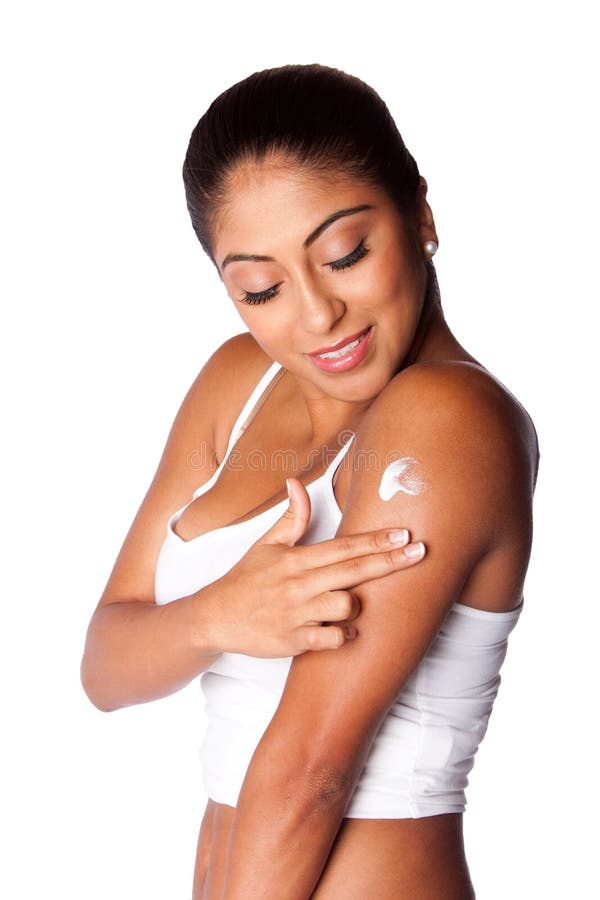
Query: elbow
80 656 119 713
80 611 124 713
286 760 354 812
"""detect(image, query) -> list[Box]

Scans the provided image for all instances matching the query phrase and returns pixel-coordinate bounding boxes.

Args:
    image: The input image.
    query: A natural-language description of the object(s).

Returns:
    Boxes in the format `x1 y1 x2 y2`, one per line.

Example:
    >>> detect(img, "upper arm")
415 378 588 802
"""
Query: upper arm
95 331 258 611
262 363 531 788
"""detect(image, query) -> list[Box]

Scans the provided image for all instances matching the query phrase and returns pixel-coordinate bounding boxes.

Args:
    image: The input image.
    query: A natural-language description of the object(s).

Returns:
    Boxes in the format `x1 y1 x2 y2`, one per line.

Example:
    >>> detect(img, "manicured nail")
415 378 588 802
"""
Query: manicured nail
404 541 425 558
388 529 409 545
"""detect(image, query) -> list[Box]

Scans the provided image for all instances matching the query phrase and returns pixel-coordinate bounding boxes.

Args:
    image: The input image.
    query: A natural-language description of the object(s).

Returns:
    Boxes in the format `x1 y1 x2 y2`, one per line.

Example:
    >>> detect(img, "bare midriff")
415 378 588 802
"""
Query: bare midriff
193 799 476 899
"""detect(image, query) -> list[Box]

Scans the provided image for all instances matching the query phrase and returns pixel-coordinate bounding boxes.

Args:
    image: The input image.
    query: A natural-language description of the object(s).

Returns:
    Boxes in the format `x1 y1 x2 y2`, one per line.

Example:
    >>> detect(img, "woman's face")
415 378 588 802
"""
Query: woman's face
212 159 436 404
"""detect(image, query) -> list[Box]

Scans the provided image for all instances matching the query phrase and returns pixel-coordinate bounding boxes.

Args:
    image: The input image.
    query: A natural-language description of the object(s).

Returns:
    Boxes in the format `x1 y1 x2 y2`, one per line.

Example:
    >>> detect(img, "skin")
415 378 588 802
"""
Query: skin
182 157 538 898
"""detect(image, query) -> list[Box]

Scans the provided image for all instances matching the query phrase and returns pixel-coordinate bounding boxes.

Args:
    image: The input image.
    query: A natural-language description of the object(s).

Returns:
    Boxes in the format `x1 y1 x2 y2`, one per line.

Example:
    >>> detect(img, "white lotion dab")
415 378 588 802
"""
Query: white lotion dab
378 457 428 500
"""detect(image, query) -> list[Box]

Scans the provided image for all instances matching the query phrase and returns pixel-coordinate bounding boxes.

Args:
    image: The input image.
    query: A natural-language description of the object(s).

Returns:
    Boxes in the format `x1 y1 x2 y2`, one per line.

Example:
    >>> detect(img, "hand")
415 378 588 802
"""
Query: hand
205 476 426 658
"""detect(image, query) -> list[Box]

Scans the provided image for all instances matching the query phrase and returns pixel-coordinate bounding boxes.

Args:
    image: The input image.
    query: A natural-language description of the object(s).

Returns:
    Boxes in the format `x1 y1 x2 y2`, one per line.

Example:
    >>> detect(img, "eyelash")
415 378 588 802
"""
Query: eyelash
240 239 371 305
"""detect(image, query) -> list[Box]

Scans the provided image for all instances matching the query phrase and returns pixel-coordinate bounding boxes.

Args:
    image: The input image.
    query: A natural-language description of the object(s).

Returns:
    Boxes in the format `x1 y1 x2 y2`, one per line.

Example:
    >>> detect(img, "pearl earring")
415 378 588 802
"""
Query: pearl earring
424 240 438 258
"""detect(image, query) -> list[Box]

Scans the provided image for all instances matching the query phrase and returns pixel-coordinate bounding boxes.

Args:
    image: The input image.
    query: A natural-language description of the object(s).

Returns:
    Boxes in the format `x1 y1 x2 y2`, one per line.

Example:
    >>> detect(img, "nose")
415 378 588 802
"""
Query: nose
295 270 347 335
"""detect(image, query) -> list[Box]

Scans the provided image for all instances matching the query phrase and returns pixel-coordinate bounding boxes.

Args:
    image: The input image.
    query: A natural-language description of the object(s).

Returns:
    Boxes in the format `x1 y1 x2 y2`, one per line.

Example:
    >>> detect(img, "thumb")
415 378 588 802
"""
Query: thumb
257 477 311 548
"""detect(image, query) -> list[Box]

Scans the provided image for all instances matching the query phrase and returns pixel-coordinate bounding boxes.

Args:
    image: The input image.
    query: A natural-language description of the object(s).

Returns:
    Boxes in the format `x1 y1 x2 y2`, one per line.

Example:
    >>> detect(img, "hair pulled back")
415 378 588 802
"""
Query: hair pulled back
182 63 421 265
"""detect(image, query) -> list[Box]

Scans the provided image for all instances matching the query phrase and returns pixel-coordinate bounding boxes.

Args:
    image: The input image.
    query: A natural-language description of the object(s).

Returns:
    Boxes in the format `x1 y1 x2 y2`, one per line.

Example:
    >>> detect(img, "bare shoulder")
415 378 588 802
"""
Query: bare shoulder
375 359 535 425
193 330 271 400
204 331 277 461
340 359 538 563
361 360 539 493
153 330 270 491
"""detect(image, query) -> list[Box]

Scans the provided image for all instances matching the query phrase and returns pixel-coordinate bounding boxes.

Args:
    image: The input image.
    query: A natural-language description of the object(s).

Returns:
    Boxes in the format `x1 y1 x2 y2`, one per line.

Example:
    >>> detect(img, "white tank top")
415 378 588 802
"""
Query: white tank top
155 359 524 818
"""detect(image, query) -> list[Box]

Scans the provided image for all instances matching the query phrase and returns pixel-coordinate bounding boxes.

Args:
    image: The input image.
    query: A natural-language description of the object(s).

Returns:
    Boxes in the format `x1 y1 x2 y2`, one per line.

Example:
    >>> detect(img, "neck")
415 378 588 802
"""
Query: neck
404 265 476 369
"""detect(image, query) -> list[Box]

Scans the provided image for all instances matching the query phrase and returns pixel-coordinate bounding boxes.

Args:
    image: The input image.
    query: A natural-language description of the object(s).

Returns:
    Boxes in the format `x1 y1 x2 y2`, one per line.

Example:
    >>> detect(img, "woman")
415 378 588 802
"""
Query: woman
81 64 539 898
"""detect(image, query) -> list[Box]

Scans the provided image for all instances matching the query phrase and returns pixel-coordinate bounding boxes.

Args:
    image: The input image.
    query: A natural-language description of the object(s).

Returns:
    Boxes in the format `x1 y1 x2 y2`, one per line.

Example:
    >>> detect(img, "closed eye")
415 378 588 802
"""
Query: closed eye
240 283 283 305
238 239 370 305
327 238 370 271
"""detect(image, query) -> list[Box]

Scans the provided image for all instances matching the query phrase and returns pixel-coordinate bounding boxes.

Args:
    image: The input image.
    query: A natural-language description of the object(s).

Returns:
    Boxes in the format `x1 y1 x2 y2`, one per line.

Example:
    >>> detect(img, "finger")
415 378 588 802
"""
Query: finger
305 590 361 625
291 527 413 568
300 540 427 596
296 623 356 653
255 477 312 548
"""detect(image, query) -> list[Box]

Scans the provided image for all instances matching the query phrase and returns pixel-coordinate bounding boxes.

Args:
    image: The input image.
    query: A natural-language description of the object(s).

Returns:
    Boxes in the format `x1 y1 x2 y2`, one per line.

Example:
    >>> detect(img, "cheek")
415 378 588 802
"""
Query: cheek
350 241 411 308
344 252 400 306
237 307 295 353
377 247 426 322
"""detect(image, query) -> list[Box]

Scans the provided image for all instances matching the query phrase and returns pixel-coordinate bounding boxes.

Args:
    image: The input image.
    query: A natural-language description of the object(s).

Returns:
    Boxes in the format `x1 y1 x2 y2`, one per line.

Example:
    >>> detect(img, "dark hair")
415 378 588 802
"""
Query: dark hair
182 63 421 266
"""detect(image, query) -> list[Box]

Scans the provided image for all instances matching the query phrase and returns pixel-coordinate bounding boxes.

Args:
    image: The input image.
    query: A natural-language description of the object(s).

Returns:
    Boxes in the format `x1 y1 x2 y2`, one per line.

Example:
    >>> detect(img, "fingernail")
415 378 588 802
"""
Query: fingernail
404 541 425 559
388 529 409 545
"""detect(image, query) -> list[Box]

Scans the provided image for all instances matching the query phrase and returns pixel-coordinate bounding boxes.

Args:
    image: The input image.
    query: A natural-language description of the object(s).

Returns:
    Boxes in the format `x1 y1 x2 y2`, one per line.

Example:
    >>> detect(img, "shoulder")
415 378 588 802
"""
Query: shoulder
196 332 277 461
151 331 271 489
369 359 530 430
360 360 538 486
193 330 273 388
344 360 537 555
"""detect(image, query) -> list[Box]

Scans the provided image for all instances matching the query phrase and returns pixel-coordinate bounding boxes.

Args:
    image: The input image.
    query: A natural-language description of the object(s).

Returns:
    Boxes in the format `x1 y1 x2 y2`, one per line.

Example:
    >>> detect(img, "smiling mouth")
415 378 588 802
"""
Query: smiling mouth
309 326 372 359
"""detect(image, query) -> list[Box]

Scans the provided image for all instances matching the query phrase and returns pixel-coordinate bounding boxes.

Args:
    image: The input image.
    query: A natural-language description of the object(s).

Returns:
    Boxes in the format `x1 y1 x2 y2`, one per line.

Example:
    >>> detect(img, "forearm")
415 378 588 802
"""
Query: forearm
222 743 350 899
80 586 223 712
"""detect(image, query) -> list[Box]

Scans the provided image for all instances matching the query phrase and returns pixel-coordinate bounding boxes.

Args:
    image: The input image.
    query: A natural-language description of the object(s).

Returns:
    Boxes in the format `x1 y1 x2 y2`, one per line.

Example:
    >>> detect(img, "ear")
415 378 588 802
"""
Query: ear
416 176 439 253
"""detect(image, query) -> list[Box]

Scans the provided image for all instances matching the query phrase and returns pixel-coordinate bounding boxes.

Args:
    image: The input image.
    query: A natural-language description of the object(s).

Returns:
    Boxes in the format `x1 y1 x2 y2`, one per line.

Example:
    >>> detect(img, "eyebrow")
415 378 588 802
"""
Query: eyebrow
219 204 373 272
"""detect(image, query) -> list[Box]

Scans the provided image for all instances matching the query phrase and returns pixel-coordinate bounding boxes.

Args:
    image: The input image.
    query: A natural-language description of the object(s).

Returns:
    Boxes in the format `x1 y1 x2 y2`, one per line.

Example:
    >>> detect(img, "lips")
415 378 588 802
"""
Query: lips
308 326 371 357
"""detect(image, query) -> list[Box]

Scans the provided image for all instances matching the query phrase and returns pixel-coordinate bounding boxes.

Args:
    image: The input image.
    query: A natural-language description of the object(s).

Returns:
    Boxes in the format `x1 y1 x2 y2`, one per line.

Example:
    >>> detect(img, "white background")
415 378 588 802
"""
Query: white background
2 2 597 898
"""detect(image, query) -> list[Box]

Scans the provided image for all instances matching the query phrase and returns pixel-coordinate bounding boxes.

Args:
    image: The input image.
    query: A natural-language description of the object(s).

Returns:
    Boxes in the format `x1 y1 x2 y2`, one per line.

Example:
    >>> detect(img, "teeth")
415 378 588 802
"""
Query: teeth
317 331 366 359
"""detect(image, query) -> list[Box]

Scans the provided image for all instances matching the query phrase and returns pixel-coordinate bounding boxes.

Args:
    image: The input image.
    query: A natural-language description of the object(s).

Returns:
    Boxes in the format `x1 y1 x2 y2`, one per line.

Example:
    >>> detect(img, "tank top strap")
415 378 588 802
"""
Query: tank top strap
231 359 284 447
325 430 356 473
193 359 283 499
